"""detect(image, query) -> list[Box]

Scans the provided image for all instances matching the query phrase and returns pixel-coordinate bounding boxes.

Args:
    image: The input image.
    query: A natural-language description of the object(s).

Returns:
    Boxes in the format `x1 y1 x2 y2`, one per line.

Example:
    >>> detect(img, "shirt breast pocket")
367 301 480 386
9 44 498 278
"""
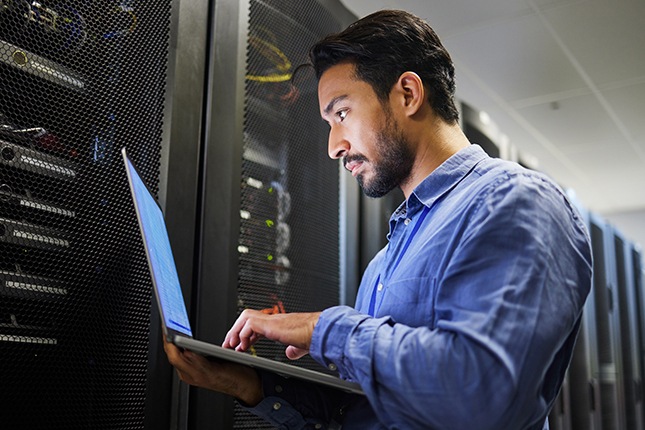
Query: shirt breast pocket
378 276 436 328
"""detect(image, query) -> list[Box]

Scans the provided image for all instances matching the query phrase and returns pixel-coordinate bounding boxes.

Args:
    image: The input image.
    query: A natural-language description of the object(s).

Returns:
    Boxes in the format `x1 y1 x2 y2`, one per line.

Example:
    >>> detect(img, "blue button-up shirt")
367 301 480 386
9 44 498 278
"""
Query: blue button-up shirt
247 145 592 430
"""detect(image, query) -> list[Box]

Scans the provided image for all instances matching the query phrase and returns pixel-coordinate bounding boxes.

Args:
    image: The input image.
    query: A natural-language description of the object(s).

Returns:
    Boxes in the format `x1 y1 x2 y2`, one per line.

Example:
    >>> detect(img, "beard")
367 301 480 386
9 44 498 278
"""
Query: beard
345 113 415 198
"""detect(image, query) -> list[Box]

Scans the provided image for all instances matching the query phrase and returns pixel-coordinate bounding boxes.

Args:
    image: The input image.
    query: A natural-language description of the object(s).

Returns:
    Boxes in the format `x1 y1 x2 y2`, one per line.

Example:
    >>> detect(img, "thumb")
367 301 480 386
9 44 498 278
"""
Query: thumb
285 345 309 360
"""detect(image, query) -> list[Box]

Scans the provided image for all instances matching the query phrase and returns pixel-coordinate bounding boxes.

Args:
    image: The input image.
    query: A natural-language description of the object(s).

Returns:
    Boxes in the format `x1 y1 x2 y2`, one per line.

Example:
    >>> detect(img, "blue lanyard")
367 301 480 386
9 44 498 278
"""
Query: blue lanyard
368 205 431 317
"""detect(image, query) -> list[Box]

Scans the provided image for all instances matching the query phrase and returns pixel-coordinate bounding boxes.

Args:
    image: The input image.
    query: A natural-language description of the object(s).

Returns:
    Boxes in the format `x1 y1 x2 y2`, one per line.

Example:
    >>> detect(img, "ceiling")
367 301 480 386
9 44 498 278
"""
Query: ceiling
340 0 645 216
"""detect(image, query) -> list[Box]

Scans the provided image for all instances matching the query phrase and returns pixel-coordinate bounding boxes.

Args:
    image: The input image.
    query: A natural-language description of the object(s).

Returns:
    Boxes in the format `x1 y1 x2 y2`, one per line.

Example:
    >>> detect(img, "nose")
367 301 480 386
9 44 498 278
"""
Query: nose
327 126 349 160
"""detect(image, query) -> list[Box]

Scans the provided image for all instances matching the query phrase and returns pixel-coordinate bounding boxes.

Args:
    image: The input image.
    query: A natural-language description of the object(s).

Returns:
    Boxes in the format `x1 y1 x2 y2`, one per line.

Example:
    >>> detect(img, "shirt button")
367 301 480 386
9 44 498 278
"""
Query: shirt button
377 282 384 292
328 363 337 371
275 385 283 393
273 402 282 410
404 218 412 225
315 424 323 429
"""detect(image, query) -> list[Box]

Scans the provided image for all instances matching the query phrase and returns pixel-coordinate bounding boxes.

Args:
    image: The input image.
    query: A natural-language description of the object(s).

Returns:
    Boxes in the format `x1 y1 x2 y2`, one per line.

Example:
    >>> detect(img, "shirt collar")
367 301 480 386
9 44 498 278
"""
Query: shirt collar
391 144 489 221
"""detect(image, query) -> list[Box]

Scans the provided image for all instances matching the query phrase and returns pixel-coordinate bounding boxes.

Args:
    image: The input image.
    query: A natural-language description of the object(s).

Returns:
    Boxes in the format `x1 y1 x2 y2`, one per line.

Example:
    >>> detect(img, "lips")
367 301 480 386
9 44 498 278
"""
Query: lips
345 159 363 176
343 155 368 177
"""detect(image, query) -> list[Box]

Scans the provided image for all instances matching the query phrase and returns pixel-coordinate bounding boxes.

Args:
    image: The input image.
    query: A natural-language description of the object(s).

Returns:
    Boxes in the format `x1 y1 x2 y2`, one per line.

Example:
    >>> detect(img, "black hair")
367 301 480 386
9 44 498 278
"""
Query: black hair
309 10 459 124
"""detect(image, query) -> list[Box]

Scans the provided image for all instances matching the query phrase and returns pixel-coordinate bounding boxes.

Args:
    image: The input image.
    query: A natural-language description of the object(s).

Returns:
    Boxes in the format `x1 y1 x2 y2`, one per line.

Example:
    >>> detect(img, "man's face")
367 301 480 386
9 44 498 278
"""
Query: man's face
318 63 414 198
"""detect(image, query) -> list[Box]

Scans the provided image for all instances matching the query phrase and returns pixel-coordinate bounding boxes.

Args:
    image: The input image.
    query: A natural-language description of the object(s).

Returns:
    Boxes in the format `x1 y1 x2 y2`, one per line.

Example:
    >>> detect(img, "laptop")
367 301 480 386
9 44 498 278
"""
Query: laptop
122 147 363 395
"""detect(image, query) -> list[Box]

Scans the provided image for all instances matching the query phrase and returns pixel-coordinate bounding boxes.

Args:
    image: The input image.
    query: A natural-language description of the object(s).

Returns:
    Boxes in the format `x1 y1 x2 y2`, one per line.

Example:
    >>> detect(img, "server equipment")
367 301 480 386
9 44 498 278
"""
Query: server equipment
182 1 358 429
587 214 625 429
567 193 604 430
633 246 645 422
4 1 643 429
0 1 176 428
561 199 645 430
612 227 644 430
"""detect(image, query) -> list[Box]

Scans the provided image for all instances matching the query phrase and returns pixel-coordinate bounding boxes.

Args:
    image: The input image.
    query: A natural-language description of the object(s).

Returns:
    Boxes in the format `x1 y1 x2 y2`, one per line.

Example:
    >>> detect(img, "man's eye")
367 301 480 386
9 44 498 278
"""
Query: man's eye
337 110 347 121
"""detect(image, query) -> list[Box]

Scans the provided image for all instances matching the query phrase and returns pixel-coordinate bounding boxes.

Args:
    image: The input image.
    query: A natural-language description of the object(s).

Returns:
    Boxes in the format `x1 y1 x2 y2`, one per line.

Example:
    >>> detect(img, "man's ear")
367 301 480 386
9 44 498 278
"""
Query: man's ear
393 71 425 117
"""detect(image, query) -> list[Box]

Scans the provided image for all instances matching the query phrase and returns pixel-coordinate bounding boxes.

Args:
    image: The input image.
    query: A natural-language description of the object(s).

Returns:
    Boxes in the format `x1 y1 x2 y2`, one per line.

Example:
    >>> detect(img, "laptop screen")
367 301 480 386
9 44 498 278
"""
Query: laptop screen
124 152 193 337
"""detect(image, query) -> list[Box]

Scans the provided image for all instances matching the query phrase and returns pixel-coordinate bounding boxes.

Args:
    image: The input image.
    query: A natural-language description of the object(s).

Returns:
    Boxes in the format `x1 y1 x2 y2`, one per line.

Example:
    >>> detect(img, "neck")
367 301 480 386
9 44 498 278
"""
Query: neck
399 120 470 199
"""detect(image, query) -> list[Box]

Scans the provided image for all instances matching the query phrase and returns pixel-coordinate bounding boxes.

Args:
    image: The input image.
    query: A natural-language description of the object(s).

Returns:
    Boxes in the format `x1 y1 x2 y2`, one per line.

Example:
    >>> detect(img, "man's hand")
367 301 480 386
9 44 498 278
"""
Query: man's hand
163 338 263 406
163 310 320 404
222 310 321 360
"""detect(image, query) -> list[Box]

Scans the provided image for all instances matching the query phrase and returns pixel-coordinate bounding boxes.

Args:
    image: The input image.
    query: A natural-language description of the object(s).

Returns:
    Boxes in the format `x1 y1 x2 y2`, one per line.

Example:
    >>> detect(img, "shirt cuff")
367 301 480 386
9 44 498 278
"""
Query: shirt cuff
243 395 308 429
241 370 332 429
241 371 307 429
310 306 390 382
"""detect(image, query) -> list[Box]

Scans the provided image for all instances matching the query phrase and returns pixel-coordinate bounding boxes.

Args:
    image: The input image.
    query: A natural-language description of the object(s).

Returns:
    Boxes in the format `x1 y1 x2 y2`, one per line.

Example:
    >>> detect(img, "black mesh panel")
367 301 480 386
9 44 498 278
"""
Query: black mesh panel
0 1 172 428
235 1 344 428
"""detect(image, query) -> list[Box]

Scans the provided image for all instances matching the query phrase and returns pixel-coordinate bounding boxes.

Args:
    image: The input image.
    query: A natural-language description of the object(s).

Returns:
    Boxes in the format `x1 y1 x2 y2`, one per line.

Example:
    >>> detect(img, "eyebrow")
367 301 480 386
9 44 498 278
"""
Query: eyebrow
323 95 349 117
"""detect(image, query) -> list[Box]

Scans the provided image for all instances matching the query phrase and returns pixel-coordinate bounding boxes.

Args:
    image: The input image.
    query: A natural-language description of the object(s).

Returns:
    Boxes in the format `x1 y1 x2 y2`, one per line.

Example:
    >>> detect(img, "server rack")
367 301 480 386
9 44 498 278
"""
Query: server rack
550 375 574 430
0 1 180 428
589 214 625 430
612 227 645 430
183 1 358 429
567 193 603 430
634 246 645 422
564 205 645 430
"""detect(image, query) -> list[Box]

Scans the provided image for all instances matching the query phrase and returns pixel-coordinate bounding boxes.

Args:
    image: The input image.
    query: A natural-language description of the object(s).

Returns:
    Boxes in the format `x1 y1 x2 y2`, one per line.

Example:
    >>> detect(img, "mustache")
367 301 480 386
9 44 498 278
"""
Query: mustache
343 154 368 169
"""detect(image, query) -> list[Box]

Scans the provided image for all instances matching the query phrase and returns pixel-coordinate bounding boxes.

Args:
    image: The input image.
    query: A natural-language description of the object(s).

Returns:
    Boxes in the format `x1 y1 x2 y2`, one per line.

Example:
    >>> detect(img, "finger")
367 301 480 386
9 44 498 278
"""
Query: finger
222 326 237 349
226 309 269 350
223 326 242 350
285 345 309 360
223 309 256 349
237 320 259 351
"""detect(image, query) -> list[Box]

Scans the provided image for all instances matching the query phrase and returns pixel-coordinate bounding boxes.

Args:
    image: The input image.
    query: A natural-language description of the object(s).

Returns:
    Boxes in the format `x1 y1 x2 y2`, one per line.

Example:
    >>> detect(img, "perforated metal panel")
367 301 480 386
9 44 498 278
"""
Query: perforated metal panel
234 0 345 428
0 1 172 428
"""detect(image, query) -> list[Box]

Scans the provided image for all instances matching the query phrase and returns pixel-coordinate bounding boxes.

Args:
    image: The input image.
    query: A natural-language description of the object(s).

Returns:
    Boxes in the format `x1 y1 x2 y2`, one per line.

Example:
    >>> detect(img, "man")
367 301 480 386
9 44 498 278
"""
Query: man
165 10 592 430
